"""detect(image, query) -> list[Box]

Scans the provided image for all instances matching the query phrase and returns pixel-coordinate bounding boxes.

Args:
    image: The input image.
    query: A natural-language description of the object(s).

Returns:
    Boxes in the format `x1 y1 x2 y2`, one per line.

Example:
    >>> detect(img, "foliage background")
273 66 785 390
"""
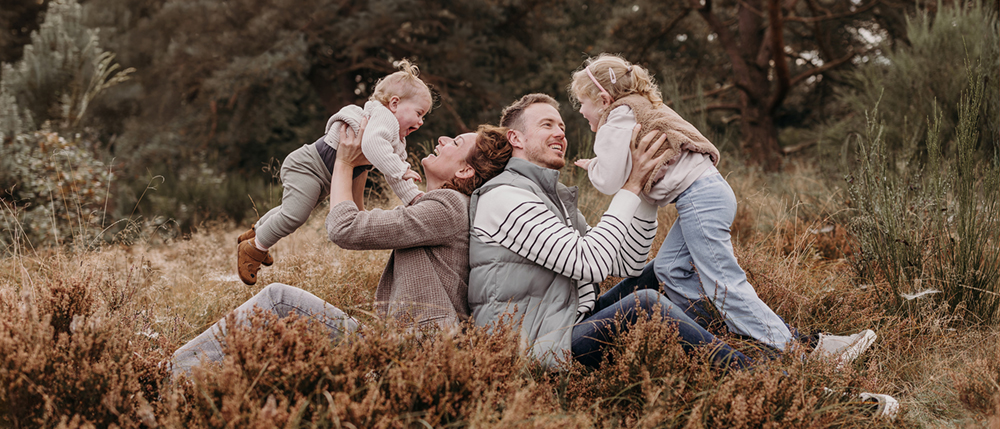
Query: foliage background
4 0 993 237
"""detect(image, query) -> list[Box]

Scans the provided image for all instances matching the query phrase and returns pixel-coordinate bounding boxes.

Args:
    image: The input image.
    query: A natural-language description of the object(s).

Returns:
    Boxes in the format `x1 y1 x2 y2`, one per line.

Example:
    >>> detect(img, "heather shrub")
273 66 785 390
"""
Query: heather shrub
0 275 170 428
164 310 538 427
548 313 888 428
952 337 1000 418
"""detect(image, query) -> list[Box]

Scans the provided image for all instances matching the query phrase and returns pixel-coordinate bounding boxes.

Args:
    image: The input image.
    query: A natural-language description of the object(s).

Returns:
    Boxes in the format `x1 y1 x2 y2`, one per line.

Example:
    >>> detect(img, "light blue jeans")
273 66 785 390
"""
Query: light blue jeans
653 174 793 351
171 283 359 377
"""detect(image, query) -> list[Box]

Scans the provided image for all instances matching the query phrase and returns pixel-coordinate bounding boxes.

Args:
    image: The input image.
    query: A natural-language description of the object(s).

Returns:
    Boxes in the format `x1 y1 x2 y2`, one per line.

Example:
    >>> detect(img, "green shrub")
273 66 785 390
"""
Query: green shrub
846 64 999 325
0 131 113 251
0 0 135 252
828 0 998 161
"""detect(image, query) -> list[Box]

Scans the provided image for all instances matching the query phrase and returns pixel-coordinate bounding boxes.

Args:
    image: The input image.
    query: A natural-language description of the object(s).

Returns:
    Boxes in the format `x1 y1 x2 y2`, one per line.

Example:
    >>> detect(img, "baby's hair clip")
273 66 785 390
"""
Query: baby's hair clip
609 67 617 84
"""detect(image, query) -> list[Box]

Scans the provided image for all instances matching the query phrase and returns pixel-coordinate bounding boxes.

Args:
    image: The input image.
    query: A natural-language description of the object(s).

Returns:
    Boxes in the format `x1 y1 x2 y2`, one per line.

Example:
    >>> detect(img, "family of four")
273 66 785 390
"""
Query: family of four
174 55 893 413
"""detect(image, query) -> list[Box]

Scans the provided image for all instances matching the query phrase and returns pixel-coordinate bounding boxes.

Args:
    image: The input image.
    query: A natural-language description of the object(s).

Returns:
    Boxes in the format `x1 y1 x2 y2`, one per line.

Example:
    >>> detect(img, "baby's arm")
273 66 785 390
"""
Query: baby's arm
587 106 637 195
361 124 411 181
360 113 422 204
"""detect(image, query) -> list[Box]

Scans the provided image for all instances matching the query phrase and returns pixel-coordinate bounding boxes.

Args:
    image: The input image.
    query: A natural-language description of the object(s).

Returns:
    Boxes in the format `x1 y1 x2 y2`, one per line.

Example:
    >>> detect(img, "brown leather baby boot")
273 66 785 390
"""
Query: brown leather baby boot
237 227 255 244
236 226 272 266
237 240 270 285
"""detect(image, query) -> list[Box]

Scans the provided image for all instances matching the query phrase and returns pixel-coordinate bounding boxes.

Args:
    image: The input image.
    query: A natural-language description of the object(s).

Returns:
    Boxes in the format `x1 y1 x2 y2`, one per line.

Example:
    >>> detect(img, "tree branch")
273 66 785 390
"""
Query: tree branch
666 83 737 106
692 0 755 94
637 9 693 60
785 0 880 23
788 49 855 87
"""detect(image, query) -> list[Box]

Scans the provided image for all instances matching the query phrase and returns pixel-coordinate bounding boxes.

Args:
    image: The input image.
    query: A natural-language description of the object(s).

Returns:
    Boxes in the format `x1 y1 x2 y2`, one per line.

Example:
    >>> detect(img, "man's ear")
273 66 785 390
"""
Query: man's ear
506 129 523 149
455 165 475 179
388 96 400 113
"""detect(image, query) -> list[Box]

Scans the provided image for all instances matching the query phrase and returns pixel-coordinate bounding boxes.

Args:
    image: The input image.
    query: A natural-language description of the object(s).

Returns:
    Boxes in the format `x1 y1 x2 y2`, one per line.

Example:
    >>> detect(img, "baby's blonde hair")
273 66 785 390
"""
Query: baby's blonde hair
371 59 433 109
569 53 662 109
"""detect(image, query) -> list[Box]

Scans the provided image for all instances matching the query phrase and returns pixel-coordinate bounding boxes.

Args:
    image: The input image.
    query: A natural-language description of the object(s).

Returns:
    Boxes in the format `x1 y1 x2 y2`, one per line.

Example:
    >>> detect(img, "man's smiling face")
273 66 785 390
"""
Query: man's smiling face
509 102 567 170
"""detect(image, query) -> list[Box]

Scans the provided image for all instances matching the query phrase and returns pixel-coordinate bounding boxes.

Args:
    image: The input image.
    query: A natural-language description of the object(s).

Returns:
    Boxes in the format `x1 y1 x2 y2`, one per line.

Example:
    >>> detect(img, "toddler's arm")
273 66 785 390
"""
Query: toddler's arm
587 106 637 195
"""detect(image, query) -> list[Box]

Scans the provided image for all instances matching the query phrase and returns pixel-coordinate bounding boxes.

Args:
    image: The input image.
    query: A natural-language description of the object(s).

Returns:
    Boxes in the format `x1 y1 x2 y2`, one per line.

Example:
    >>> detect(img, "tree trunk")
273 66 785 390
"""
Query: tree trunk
739 96 783 170
694 0 786 172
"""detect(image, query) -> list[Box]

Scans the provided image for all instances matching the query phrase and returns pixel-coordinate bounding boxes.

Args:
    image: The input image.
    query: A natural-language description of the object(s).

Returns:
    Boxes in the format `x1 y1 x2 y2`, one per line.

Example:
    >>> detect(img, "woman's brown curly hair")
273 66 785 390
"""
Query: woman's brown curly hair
441 125 512 196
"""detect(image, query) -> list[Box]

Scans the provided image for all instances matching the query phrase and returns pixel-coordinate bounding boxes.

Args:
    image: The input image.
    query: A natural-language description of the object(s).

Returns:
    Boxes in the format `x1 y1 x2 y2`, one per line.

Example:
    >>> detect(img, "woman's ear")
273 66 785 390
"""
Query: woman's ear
455 165 475 180
388 96 400 113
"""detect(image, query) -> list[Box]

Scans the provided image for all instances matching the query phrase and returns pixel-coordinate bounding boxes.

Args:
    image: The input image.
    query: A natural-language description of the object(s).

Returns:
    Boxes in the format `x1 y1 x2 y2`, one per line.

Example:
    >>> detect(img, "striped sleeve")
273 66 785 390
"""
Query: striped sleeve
609 199 658 277
472 185 653 284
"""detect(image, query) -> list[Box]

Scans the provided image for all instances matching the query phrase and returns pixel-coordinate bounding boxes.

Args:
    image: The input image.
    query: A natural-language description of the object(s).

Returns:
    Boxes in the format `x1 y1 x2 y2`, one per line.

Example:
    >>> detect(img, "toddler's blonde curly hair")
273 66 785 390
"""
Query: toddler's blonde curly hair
569 53 662 109
371 59 432 109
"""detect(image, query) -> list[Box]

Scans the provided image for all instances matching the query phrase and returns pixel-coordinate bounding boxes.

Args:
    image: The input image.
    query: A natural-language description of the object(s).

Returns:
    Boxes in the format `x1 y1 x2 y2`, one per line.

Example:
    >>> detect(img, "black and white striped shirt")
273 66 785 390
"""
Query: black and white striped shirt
473 186 658 321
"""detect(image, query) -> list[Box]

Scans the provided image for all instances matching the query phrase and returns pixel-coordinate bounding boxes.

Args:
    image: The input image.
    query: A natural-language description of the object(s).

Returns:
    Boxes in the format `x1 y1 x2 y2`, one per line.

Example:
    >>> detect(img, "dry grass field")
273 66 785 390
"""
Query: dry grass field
1 160 997 428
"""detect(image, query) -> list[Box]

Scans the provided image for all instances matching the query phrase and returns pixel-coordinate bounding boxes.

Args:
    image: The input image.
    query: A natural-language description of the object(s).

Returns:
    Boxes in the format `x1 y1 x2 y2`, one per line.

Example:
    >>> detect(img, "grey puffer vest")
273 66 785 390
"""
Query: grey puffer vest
468 158 589 368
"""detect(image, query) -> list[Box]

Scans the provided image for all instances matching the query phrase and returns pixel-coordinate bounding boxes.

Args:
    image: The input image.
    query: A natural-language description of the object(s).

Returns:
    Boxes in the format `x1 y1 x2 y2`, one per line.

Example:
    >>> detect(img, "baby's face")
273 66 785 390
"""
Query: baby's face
392 95 431 140
577 93 605 132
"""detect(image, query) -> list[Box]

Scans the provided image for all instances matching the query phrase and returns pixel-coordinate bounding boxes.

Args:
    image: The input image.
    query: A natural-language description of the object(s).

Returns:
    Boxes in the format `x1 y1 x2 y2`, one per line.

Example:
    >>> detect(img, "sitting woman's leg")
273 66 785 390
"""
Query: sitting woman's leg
571 289 752 370
171 283 359 377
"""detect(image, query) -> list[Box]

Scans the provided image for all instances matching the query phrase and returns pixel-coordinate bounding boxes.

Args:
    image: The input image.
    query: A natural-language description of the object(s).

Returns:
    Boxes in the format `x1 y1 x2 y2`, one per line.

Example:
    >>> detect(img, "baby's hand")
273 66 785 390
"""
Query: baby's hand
574 158 593 169
402 168 422 182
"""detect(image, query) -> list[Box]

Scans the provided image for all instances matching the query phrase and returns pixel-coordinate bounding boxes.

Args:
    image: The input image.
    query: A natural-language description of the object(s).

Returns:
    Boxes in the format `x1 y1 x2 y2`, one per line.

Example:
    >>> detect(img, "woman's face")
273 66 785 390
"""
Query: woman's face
422 132 477 182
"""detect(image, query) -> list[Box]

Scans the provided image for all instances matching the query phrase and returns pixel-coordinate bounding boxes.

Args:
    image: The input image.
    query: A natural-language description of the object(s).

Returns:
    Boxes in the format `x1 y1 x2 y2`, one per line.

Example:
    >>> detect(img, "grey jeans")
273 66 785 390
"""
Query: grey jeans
171 283 359 377
254 143 332 248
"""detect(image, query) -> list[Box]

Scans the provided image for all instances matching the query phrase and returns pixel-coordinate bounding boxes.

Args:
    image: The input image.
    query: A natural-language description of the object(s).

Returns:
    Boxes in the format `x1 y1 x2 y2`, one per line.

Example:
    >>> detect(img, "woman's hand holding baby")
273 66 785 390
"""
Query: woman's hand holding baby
334 118 371 168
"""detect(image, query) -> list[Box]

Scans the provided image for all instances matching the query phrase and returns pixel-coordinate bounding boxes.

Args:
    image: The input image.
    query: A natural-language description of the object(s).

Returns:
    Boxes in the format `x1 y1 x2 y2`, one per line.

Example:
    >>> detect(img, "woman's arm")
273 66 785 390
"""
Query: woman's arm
352 170 367 210
327 190 468 251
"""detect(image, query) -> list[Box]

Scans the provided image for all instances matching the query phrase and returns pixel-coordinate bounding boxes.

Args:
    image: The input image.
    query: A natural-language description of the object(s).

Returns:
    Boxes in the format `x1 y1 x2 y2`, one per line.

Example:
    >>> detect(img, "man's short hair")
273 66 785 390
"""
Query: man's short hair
499 93 560 132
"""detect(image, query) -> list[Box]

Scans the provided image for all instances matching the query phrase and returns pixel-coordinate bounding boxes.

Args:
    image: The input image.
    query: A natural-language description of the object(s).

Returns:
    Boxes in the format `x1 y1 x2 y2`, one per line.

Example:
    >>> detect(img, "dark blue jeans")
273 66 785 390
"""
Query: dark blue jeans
571 263 753 370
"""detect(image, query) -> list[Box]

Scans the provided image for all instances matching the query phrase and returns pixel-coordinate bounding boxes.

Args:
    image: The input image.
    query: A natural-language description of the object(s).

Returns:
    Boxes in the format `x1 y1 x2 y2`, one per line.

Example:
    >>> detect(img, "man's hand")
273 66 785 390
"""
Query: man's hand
621 124 669 195
402 167 422 182
574 158 593 170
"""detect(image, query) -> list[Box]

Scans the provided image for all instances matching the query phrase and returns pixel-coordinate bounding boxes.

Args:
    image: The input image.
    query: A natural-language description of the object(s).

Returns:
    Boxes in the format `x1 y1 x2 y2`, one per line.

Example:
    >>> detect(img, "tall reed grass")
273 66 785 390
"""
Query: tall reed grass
846 65 999 325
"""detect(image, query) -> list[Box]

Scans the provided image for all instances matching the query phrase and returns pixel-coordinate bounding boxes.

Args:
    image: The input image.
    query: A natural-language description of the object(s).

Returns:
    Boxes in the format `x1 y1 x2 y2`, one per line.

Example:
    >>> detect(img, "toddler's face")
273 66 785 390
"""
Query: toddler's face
392 95 431 140
577 93 605 132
